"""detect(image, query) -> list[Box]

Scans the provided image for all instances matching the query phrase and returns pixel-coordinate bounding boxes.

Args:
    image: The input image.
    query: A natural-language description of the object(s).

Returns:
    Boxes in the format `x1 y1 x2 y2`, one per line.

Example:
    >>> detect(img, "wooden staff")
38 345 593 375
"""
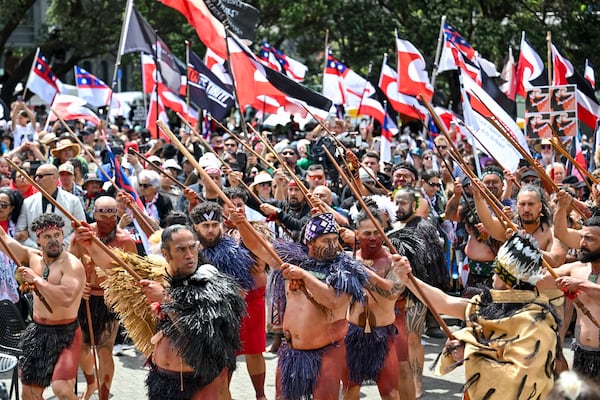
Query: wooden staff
248 125 321 210
323 146 456 339
462 153 599 327
458 122 521 190
174 114 275 210
209 117 278 171
485 115 587 218
0 233 53 313
157 121 283 267
549 133 598 187
50 110 158 236
4 158 143 282
422 101 600 328
129 148 203 203
83 297 101 397
301 104 390 194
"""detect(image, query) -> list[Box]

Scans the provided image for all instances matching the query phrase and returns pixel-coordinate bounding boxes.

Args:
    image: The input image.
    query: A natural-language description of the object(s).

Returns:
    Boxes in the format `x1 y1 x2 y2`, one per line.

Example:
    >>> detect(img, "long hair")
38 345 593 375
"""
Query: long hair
517 184 553 226
0 188 24 224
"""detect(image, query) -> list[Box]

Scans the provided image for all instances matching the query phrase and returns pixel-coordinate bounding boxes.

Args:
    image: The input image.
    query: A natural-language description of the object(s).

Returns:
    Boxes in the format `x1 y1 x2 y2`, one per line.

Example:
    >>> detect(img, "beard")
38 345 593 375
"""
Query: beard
579 247 600 263
396 208 413 222
198 235 220 249
44 239 63 258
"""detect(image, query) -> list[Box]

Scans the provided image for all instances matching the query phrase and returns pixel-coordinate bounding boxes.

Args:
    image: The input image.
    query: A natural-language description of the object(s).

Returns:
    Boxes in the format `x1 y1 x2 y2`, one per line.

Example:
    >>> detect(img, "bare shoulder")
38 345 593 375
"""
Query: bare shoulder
554 260 583 276
64 252 85 276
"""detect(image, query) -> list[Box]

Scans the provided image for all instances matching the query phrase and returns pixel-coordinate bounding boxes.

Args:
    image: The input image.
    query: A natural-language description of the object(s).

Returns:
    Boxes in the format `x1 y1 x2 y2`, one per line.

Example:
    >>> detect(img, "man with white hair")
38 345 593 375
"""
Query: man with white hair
138 169 173 227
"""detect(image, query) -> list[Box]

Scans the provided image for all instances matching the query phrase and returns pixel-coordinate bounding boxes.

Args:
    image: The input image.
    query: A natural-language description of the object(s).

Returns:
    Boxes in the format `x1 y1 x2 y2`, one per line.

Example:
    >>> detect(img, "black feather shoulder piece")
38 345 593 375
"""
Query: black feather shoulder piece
161 265 246 385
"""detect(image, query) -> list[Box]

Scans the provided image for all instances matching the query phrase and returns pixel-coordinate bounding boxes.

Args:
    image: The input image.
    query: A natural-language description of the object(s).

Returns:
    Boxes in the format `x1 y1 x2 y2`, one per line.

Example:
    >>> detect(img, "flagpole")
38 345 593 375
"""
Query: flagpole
22 47 40 100
546 31 553 86
223 28 249 138
185 40 191 120
356 62 373 122
153 29 160 140
107 0 134 123
140 53 148 120
431 15 447 87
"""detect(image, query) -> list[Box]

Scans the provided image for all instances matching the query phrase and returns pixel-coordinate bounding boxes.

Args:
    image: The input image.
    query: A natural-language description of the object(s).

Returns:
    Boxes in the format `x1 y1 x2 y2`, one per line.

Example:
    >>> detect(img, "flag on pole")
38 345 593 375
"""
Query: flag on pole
515 33 548 97
259 42 308 82
188 50 235 120
585 59 595 90
146 86 170 141
378 60 427 120
227 33 332 114
323 50 374 109
48 94 101 126
552 43 600 131
74 66 112 108
26 49 64 104
119 3 182 94
396 35 434 101
499 47 517 101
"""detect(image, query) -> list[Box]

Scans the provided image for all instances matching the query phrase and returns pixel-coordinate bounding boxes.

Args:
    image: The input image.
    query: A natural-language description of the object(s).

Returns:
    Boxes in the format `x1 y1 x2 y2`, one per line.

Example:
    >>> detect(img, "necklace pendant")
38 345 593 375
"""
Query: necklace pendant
363 259 374 267
589 273 598 284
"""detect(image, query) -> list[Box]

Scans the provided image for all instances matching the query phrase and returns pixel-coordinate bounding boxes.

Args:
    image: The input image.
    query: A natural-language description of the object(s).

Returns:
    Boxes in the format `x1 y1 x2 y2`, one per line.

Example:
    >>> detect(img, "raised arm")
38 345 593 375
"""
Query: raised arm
472 180 506 242
553 190 582 250
394 257 468 320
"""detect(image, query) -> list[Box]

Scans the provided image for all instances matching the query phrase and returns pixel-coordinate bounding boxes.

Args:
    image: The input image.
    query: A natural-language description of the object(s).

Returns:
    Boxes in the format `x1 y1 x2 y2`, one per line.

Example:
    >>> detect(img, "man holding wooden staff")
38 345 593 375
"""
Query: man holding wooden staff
1 213 85 400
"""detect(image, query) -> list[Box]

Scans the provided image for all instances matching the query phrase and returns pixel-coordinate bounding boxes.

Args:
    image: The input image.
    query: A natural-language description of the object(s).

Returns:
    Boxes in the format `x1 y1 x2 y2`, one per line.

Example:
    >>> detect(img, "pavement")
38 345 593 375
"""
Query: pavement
0 326 575 399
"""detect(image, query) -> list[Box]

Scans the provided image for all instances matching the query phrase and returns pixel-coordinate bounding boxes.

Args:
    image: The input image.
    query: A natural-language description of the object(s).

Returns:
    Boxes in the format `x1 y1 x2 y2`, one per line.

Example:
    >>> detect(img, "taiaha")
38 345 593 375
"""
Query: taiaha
129 148 203 204
323 146 455 339
50 109 158 236
174 113 268 208
423 100 600 329
301 104 389 194
548 132 597 189
248 124 321 210
209 117 277 171
486 114 587 218
0 233 52 314
4 158 143 282
157 121 282 267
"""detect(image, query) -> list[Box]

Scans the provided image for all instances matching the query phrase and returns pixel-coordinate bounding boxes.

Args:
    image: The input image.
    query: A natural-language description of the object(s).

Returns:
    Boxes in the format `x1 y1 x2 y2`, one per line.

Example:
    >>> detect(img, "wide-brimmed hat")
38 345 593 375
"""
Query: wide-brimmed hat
51 138 81 157
250 171 273 190
533 139 552 154
40 133 60 145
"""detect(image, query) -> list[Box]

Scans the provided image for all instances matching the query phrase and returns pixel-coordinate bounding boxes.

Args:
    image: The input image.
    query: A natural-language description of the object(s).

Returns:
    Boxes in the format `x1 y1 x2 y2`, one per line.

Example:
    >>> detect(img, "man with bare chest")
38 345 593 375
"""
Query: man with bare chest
75 224 245 399
543 216 600 384
274 213 367 400
473 184 567 267
342 211 410 400
0 213 85 400
69 196 137 400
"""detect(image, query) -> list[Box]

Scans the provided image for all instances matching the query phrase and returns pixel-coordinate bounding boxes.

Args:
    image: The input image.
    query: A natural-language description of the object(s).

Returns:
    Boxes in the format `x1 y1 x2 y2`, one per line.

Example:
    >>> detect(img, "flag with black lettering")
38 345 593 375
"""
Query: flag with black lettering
188 49 235 120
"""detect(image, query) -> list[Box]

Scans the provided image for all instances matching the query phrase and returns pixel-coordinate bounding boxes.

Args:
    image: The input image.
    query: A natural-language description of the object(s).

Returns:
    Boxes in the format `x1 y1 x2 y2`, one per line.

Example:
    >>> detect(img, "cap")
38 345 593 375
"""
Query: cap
162 158 182 171
303 213 338 244
83 173 103 186
58 163 74 175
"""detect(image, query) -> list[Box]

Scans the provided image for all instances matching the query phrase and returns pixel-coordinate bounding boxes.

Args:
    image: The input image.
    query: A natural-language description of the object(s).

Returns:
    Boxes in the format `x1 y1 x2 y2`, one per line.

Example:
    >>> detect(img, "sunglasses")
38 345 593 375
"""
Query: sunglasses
258 182 272 187
308 174 324 180
281 152 296 156
0 202 11 209
427 181 441 188
35 173 54 179
139 183 153 188
437 145 448 149
540 145 551 150
423 156 433 160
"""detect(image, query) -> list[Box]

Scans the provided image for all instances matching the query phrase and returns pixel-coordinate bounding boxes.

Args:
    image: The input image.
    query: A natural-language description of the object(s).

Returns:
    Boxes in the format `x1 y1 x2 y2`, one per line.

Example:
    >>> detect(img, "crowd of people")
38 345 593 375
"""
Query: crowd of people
0 97 600 400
